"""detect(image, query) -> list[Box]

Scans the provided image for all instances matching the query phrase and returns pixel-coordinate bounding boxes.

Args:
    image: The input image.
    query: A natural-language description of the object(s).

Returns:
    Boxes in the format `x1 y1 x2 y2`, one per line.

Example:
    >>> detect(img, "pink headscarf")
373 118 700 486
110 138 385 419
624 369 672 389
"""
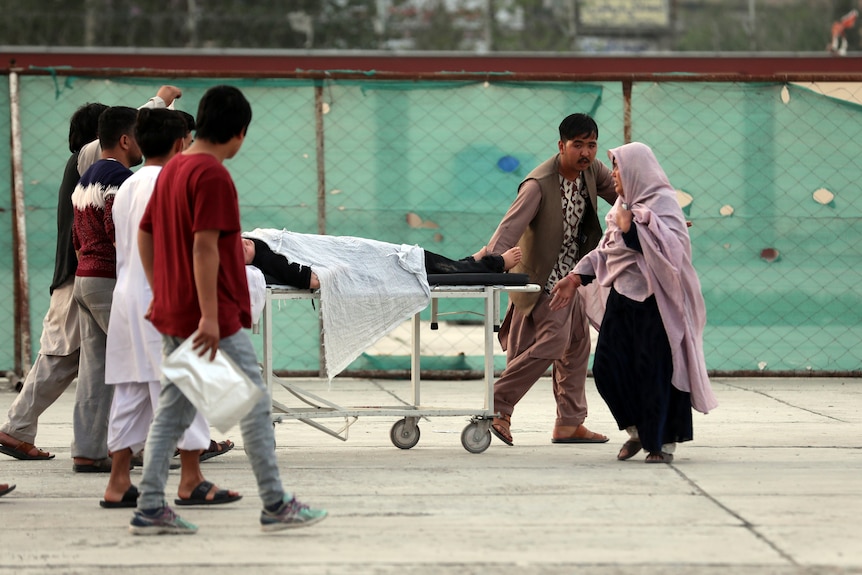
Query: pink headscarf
575 142 717 414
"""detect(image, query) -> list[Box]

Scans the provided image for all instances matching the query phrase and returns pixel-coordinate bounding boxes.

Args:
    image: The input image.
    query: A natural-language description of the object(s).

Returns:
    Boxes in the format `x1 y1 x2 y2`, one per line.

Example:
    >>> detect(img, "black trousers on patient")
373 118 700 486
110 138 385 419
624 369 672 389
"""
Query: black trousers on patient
423 251 504 276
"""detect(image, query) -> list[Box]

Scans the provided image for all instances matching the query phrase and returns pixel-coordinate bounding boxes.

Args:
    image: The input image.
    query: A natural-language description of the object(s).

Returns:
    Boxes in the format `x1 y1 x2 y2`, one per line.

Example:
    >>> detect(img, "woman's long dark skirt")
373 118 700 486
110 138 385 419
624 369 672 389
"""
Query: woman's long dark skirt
592 287 693 454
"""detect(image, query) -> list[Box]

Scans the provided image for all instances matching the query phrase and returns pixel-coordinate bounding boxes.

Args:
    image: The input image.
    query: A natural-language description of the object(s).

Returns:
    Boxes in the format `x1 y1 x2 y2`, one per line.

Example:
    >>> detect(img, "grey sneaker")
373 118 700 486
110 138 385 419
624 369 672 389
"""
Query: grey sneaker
260 496 327 532
129 505 198 535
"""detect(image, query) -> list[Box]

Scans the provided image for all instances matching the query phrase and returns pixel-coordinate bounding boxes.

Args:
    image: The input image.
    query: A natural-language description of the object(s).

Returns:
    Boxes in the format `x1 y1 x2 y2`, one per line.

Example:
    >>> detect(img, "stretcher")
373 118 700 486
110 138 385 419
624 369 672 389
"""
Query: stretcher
260 273 540 453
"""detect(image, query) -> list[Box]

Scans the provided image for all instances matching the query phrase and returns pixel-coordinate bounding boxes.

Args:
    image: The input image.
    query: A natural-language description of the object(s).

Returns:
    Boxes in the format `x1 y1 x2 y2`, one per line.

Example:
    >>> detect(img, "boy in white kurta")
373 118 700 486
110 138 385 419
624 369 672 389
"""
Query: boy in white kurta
101 108 239 508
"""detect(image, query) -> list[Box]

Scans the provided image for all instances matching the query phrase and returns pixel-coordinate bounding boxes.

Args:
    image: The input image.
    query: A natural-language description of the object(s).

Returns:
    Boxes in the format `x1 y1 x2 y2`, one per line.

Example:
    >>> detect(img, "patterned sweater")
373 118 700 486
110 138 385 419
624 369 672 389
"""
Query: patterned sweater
72 158 132 279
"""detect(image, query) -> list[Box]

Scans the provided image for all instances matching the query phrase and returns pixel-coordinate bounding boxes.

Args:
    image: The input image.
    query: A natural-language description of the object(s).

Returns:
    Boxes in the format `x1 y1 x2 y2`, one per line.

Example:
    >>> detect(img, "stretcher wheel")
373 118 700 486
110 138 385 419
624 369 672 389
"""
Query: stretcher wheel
390 418 420 449
461 421 491 454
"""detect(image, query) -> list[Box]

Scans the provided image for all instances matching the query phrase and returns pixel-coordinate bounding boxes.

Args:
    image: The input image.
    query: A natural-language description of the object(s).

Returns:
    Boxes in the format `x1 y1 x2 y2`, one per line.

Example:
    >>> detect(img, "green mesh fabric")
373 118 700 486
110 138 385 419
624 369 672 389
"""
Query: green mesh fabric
2 74 859 374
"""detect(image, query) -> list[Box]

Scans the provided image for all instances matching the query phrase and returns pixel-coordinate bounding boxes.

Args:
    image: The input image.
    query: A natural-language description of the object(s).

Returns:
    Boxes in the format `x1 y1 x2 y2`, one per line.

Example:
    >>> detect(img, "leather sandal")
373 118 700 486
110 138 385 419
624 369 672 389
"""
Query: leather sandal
617 439 642 460
490 414 513 446
0 440 54 461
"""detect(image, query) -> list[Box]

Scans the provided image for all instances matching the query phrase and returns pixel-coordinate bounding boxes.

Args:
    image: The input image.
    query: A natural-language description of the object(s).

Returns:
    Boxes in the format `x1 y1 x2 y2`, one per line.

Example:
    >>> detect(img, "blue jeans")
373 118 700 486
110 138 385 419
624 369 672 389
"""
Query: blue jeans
137 329 287 510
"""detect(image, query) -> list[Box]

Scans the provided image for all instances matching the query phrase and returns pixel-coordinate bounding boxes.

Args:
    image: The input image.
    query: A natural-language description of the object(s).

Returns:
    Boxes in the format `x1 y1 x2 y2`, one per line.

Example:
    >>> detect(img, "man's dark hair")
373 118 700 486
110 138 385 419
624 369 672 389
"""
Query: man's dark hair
97 106 138 150
68 102 108 153
558 113 599 141
194 85 252 144
176 109 196 133
135 108 187 159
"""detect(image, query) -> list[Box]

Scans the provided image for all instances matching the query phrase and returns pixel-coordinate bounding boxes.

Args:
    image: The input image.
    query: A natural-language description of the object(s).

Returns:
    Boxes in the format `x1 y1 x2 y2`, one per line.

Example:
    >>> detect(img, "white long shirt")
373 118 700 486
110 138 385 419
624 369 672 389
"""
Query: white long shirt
104 166 163 384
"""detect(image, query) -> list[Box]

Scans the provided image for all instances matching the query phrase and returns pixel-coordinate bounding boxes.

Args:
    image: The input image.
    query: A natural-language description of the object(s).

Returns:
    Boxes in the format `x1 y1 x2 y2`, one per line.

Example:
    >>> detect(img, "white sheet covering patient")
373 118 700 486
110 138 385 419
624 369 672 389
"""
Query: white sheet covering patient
244 228 431 380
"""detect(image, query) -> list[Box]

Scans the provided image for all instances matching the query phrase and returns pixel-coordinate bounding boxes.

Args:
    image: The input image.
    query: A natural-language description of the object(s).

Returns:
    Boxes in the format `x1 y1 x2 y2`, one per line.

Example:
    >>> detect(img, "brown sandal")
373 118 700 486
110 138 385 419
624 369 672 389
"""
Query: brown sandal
199 439 234 462
0 440 54 461
490 414 513 446
617 439 642 461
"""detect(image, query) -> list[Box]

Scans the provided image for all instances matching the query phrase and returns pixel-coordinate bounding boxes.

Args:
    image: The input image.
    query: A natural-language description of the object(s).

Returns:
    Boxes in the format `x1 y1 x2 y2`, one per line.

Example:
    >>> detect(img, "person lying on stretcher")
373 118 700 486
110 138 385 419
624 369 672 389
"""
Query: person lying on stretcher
241 237 522 290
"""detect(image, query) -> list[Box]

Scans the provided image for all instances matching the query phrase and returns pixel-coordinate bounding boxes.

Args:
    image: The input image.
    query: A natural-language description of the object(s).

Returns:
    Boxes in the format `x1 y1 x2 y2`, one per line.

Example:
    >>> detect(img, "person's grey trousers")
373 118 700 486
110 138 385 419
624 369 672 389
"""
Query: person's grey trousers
71 276 115 460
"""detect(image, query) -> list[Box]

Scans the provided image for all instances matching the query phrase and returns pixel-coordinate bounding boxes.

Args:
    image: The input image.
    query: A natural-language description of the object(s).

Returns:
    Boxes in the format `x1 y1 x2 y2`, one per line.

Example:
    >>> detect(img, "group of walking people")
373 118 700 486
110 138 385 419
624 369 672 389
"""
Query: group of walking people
1 85 327 534
1 88 715 533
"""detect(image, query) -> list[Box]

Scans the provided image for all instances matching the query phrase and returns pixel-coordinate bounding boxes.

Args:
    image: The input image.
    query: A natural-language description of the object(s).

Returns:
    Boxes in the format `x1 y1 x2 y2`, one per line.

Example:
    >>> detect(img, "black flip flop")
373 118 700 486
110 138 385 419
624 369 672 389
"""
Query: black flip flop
100 485 139 509
73 458 114 473
174 480 242 506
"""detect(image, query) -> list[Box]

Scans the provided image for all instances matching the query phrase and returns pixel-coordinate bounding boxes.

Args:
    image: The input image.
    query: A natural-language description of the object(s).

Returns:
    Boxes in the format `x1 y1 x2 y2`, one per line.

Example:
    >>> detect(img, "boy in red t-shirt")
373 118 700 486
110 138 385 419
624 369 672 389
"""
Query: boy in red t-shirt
131 85 326 535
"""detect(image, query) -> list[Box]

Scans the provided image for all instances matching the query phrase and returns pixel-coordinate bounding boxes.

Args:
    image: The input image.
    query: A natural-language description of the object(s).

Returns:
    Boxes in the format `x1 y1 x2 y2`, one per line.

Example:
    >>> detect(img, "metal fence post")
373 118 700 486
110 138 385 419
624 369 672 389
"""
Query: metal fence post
8 70 31 377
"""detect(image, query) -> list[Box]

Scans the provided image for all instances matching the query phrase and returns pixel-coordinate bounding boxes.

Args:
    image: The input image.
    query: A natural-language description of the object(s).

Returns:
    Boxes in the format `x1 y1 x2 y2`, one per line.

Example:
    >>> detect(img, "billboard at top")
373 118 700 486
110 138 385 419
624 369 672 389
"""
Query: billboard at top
578 0 670 29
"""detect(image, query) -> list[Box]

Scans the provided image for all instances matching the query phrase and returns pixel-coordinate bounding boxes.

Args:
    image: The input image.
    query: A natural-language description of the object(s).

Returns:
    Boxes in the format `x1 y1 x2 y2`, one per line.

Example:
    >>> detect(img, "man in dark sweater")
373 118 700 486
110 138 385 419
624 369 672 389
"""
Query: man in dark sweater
69 106 142 472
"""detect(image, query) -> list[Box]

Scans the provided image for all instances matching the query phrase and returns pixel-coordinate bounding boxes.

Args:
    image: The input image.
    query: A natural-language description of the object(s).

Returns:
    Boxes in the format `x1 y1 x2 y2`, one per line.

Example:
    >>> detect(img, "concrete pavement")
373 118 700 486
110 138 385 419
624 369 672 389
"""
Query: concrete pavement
0 376 860 574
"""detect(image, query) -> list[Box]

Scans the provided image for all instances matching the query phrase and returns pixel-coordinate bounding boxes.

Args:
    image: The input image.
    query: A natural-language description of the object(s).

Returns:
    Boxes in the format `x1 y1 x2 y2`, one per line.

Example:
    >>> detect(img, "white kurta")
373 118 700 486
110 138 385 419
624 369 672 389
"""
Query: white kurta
105 166 163 385
104 164 209 452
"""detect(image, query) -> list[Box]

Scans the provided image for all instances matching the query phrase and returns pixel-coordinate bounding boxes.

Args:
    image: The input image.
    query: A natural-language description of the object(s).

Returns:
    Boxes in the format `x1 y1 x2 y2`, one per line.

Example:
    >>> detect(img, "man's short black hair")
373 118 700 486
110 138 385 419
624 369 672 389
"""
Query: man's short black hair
97 106 138 150
68 102 108 153
176 109 196 133
558 113 598 141
135 108 187 159
195 85 252 144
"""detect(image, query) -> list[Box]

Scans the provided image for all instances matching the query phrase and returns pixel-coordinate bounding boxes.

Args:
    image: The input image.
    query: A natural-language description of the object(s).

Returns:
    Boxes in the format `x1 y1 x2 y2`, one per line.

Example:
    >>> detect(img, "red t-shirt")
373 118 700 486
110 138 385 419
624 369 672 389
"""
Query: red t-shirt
140 152 251 339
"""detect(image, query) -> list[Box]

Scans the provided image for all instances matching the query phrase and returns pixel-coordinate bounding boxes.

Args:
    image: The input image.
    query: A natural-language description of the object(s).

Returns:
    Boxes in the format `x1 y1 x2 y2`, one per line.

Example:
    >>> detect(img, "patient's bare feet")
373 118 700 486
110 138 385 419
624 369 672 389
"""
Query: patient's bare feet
471 245 488 261
502 247 522 270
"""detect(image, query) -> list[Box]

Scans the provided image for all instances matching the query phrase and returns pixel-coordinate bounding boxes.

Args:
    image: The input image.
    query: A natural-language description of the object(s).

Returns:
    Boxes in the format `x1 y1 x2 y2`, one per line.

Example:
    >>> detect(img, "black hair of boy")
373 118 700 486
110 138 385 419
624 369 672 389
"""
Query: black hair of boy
135 108 188 159
194 85 252 144
176 109 196 133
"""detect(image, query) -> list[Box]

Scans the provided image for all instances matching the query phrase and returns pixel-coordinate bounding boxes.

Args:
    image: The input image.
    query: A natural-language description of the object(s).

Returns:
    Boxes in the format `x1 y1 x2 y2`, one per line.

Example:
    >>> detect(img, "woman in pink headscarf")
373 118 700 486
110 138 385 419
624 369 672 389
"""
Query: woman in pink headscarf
549 142 717 464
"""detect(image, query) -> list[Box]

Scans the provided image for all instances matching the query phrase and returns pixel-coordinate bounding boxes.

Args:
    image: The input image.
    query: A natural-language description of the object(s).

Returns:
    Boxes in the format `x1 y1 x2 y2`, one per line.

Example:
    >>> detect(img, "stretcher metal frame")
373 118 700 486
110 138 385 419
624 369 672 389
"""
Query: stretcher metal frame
260 279 540 453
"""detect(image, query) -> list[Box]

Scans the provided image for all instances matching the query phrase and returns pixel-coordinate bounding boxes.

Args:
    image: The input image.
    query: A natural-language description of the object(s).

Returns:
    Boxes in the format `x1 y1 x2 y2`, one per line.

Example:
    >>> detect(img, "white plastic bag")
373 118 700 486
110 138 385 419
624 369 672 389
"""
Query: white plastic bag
161 332 264 433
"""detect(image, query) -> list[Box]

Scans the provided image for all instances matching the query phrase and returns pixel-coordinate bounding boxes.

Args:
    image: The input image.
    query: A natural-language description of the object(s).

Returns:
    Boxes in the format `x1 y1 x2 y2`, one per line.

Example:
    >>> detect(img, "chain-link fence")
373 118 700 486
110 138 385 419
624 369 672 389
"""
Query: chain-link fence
3 70 861 377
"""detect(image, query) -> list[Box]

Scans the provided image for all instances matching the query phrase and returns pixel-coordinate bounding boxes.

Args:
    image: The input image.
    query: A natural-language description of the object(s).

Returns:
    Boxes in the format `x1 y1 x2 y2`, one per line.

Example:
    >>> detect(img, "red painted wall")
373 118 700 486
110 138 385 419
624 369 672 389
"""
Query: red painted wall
3 49 862 79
